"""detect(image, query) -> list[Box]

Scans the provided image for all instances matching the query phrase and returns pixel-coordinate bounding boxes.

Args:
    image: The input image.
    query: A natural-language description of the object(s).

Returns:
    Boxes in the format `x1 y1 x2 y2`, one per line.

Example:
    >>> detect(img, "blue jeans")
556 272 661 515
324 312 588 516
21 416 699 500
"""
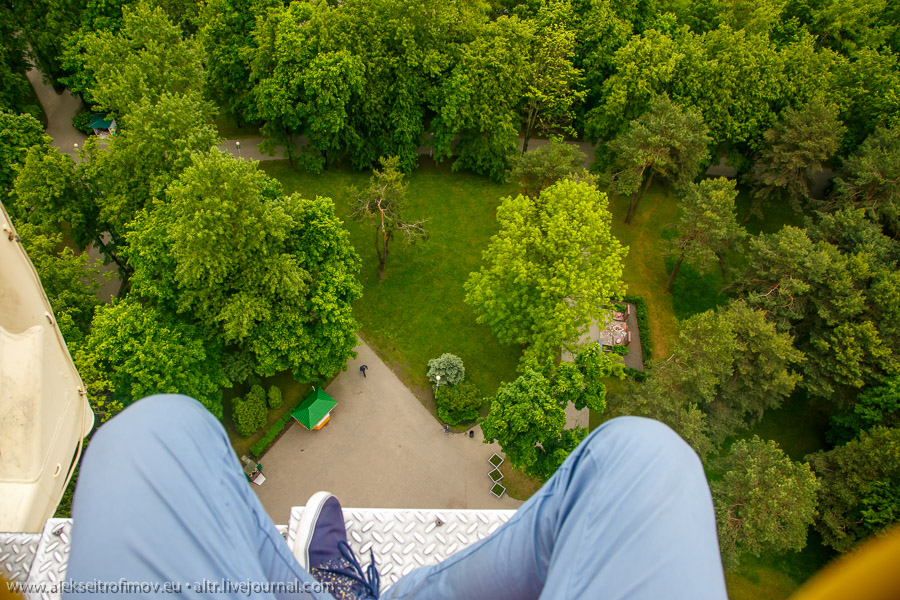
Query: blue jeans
65 395 727 599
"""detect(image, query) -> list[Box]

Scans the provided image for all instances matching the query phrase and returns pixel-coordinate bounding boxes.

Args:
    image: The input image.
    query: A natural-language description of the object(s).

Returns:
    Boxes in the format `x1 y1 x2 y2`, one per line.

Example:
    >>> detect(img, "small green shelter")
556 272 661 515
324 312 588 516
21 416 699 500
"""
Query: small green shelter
88 114 117 136
292 387 337 430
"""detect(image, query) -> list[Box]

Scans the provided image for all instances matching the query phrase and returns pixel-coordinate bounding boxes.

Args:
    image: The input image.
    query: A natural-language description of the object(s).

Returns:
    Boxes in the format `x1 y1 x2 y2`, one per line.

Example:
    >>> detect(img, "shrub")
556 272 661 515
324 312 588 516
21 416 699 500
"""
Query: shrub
233 392 267 437
427 353 465 386
622 366 647 382
436 381 482 425
251 412 293 457
611 345 629 356
623 294 651 362
268 385 283 409
247 384 266 404
72 110 93 135
223 351 255 386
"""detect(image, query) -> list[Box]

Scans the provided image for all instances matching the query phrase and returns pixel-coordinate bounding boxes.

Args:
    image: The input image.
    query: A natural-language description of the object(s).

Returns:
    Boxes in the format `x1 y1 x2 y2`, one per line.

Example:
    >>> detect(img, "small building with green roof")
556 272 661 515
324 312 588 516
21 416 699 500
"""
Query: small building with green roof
291 386 337 431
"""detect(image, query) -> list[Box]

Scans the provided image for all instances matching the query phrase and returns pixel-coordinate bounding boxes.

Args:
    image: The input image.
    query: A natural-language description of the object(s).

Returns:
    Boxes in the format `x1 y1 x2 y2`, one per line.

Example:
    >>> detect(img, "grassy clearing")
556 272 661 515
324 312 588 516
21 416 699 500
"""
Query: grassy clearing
262 159 522 405
606 183 681 358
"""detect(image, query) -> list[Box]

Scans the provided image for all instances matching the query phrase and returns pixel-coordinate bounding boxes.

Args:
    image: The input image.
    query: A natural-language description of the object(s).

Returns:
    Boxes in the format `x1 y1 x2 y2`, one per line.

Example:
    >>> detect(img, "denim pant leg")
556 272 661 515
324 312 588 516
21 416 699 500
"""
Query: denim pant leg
64 394 332 600
383 416 728 600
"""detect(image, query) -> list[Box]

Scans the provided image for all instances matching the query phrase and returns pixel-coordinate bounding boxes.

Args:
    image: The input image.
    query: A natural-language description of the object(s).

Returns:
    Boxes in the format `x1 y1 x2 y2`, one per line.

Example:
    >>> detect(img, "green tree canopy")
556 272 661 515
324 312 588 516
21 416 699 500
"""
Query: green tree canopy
605 94 711 224
0 111 50 202
431 16 531 181
64 0 203 115
127 149 362 382
830 376 900 444
807 426 900 553
465 178 627 363
747 99 845 216
712 436 819 570
198 0 277 125
666 177 745 289
77 298 229 418
509 137 587 197
481 368 575 480
740 213 900 401
520 7 584 153
14 222 104 350
832 125 900 235
612 301 803 448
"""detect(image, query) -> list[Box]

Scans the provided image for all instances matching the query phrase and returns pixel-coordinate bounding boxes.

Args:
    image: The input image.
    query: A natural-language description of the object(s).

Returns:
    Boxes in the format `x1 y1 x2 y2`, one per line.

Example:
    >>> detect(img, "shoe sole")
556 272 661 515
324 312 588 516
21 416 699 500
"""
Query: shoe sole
293 491 335 570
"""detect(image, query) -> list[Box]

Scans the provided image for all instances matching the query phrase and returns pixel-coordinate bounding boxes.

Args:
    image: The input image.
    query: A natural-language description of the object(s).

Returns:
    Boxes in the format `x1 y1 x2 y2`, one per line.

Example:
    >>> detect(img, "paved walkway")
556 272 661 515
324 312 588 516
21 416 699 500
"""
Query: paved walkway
253 339 522 524
25 67 86 157
219 135 599 168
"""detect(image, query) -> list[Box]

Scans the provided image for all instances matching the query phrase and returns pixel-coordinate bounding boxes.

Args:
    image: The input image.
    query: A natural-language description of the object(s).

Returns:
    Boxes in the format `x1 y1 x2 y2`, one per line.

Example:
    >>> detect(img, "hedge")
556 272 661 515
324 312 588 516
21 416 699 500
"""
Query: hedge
250 411 294 458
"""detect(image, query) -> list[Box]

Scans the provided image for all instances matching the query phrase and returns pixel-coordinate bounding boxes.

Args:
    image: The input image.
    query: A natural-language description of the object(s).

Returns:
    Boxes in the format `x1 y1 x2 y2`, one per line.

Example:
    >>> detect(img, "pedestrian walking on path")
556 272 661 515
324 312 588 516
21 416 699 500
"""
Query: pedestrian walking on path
360 364 368 378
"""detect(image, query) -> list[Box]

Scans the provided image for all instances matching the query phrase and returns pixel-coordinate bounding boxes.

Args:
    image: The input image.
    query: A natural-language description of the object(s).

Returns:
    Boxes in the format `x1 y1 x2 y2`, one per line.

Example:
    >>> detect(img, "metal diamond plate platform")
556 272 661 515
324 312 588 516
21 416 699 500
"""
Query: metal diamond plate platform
288 507 516 590
2 509 515 597
0 532 40 584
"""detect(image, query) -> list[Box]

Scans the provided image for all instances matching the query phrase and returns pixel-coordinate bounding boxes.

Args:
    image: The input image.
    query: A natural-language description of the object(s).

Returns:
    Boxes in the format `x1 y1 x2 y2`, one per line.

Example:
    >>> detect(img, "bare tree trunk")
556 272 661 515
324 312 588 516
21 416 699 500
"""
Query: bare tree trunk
666 252 685 291
521 104 537 155
716 251 728 279
625 168 655 225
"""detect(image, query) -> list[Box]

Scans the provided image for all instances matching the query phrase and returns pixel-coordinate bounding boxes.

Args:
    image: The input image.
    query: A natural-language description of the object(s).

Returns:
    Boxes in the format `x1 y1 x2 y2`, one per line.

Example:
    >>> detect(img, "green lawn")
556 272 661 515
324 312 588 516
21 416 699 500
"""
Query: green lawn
261 161 832 596
607 183 682 358
262 159 522 407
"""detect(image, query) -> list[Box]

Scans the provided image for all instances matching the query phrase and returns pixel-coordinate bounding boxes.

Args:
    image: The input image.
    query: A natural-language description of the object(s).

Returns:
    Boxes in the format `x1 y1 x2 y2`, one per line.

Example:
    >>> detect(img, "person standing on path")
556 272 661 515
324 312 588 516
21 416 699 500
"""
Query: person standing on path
360 365 368 378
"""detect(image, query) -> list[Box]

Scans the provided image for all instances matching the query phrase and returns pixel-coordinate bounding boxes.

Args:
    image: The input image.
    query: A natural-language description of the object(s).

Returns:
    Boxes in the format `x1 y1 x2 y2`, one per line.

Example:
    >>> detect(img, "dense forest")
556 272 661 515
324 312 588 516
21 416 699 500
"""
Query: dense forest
2 0 899 588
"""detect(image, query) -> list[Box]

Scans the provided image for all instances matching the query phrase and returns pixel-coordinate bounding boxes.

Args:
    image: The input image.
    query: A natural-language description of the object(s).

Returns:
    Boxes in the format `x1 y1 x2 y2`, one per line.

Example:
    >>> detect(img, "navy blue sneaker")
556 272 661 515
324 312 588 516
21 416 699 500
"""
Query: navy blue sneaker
294 491 380 599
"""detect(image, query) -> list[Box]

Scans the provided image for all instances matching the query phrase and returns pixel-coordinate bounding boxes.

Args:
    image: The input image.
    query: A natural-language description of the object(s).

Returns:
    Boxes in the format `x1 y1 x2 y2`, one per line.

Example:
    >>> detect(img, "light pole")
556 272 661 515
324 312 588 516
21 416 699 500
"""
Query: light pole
235 140 242 159
435 375 441 393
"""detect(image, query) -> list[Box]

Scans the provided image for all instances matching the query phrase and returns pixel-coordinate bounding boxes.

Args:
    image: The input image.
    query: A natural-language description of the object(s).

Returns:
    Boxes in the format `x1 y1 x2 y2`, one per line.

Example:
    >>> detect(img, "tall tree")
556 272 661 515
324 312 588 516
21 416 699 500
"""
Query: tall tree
15 0 86 90
431 16 531 181
612 301 802 447
12 92 220 283
0 1 40 116
509 137 587 197
64 0 203 115
739 213 900 401
666 177 745 290
747 99 845 216
465 178 627 364
250 1 364 170
481 346 620 479
832 125 900 235
481 368 575 480
11 145 105 259
127 149 362 382
520 7 584 153
605 95 711 224
198 0 276 125
0 111 50 205
830 376 900 444
712 436 819 570
84 92 220 249
807 426 900 553
14 222 105 351
77 298 229 418
352 156 426 281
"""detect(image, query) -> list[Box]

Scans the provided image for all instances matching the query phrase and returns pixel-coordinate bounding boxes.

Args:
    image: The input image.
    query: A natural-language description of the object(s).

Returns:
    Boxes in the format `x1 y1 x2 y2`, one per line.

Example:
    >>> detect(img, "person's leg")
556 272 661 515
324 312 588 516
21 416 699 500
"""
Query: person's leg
64 394 332 599
382 416 728 600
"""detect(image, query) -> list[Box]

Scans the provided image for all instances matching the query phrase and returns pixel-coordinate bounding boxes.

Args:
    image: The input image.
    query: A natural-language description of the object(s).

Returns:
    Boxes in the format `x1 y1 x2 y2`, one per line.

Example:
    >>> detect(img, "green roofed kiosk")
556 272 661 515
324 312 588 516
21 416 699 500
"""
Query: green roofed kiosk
291 386 337 430
88 114 117 137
